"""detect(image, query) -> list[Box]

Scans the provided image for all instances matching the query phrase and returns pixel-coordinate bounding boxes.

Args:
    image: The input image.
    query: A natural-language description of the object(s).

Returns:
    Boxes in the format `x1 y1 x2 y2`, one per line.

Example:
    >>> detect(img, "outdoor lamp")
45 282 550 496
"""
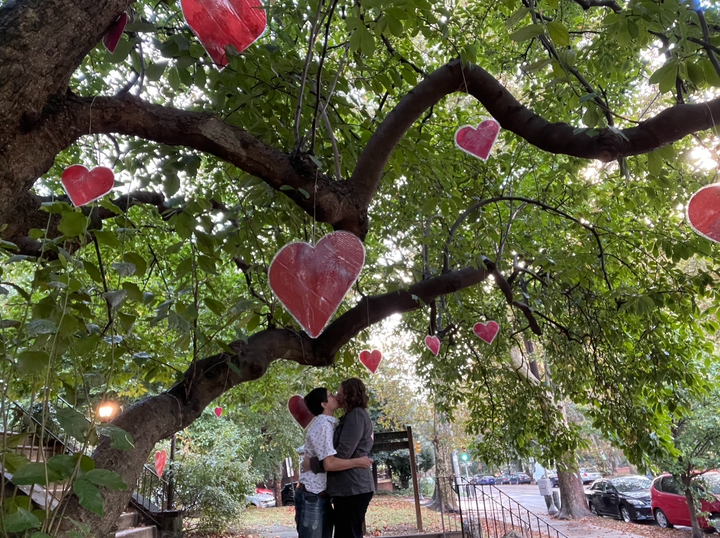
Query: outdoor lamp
97 401 119 421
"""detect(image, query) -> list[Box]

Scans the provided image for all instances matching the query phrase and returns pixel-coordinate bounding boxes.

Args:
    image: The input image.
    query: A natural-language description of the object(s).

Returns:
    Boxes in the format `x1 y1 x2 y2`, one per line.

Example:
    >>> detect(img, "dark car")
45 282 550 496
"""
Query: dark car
281 482 298 506
510 473 532 485
495 474 510 485
651 473 720 529
585 475 653 523
473 475 496 485
548 471 559 488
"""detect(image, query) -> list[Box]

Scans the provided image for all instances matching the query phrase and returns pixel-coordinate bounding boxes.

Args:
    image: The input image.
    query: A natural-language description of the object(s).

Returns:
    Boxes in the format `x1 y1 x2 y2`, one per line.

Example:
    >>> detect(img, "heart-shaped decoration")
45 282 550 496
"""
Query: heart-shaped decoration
213 406 222 417
425 335 440 356
454 119 500 160
473 321 499 344
154 449 167 478
687 184 720 243
102 12 128 53
359 349 382 374
268 231 365 338
288 395 314 429
61 165 115 207
180 0 266 66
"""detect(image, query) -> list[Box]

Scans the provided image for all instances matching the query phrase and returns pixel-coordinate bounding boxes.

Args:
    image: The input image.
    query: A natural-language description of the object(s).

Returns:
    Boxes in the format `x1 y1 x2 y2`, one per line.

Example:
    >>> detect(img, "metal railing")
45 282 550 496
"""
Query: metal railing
438 477 568 538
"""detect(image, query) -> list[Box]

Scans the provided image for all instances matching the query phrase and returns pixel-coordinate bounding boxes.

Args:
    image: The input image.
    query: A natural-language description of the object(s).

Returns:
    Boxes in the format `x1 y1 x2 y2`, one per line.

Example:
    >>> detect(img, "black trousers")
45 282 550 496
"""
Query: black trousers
333 491 374 538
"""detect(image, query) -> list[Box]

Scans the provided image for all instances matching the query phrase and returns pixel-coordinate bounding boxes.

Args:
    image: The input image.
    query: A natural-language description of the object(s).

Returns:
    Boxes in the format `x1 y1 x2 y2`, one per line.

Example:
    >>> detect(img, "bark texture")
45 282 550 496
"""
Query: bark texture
556 463 592 519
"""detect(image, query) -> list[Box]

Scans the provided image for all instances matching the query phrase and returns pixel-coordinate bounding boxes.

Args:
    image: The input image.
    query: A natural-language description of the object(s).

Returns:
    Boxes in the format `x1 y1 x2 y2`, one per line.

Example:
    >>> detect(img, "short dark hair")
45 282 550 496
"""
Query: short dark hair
304 387 328 416
340 378 369 412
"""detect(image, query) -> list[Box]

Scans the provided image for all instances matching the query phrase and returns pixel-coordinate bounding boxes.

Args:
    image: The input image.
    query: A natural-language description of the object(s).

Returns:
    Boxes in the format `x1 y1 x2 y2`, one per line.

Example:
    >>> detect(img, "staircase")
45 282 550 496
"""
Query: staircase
2 401 167 538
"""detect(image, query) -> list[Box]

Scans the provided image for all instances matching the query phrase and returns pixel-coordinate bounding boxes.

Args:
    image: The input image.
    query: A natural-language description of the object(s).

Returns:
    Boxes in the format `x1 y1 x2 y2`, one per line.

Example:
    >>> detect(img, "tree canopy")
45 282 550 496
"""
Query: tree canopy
1 0 720 533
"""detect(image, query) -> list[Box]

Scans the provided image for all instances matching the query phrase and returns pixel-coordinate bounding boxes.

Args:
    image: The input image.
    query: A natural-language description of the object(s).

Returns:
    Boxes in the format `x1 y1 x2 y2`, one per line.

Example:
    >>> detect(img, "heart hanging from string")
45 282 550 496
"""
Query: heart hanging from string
213 406 222 417
425 335 440 356
268 231 365 338
687 184 720 243
359 349 382 374
102 12 128 53
61 165 115 207
473 321 499 344
288 395 314 429
154 449 167 478
454 119 500 161
180 0 266 66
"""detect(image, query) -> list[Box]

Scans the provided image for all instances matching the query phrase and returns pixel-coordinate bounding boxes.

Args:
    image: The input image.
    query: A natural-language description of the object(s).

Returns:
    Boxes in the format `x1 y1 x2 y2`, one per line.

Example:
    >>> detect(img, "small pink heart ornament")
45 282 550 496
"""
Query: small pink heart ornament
61 165 115 206
359 349 382 374
213 406 222 417
425 335 440 356
102 12 128 53
454 119 500 160
288 395 314 429
473 321 499 344
154 449 167 478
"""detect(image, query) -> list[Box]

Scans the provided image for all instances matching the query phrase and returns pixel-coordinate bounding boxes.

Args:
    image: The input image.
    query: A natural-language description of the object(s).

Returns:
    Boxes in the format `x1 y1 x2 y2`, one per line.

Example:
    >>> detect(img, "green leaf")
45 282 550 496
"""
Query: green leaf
105 37 133 64
47 454 77 479
122 281 143 302
204 297 226 316
17 351 50 375
58 211 87 237
73 478 104 516
111 261 136 277
83 260 103 283
83 469 127 490
2 451 31 473
3 507 41 532
547 21 570 47
11 462 63 485
56 407 91 443
26 318 56 337
103 289 127 309
96 424 135 451
145 61 167 82
509 24 544 42
94 230 120 248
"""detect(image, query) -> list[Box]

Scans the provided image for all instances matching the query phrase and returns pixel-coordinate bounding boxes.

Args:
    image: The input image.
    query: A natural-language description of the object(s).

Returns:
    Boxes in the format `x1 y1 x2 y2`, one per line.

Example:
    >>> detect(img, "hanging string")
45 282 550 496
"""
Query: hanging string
312 168 319 246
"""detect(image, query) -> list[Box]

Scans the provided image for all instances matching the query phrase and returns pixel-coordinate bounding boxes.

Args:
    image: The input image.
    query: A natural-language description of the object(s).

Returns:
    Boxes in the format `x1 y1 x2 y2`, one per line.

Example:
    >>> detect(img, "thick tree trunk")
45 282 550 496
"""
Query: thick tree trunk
556 458 592 520
426 419 457 512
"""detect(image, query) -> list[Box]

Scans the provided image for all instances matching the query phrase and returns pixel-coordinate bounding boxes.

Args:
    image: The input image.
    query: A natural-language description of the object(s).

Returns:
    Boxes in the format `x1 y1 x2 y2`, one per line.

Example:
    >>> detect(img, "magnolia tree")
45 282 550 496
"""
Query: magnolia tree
1 0 720 533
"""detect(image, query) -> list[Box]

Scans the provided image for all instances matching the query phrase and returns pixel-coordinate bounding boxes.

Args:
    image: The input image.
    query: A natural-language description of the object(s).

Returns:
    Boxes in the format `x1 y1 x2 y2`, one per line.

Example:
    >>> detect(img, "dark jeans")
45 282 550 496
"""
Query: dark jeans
333 492 373 538
295 487 333 538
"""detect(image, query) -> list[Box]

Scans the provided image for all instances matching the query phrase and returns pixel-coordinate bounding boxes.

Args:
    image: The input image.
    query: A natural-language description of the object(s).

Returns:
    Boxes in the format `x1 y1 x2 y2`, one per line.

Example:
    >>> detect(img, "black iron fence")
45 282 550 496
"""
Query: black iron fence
436 477 568 538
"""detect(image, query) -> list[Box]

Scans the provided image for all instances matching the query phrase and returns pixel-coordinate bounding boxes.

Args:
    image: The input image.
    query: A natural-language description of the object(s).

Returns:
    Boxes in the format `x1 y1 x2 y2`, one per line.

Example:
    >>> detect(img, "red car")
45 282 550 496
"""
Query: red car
651 473 720 529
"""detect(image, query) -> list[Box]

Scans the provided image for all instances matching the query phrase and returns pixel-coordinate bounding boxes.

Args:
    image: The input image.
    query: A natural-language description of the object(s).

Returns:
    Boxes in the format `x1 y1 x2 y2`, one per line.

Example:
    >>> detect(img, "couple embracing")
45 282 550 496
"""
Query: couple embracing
295 378 375 538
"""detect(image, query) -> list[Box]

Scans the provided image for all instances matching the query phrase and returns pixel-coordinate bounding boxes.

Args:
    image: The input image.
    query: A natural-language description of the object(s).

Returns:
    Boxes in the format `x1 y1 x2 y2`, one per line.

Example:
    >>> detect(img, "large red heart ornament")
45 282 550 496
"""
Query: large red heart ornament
473 321 499 344
455 119 500 160
213 406 222 417
154 449 167 478
102 12 128 53
180 0 266 66
359 349 382 374
687 184 720 243
425 335 440 356
61 165 114 207
288 395 314 429
268 231 365 338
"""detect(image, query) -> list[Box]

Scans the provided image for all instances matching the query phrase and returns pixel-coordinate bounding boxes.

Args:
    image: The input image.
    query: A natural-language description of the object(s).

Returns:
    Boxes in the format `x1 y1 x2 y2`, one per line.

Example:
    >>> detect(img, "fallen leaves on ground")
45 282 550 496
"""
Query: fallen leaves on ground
577 516 693 538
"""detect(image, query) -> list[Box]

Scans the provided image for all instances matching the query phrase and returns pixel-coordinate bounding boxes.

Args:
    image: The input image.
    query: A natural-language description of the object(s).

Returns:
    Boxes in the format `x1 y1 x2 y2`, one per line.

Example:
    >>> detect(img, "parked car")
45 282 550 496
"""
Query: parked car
246 488 276 508
281 482 298 506
651 473 720 529
585 475 653 522
473 475 496 485
516 473 532 484
579 468 603 485
547 471 559 488
495 473 511 485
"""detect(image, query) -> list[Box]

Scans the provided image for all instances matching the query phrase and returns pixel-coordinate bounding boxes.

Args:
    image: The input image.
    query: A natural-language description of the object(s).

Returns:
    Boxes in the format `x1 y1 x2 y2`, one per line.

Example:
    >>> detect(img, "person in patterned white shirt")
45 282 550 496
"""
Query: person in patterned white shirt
295 388 372 538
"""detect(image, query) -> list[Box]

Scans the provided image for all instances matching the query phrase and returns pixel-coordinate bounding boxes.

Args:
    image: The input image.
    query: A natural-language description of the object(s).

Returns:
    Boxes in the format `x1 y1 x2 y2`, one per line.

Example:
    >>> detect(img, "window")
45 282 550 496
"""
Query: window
660 476 681 495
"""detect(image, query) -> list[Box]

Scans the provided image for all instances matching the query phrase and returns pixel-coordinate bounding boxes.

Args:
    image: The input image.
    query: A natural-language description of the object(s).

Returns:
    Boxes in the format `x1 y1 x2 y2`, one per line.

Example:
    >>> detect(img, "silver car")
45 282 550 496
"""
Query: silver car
579 468 603 484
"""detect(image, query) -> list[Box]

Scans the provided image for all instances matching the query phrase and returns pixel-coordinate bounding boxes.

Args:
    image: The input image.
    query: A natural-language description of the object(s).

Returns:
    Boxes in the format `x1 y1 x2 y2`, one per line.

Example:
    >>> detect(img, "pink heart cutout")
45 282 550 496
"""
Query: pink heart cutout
268 231 365 338
425 335 440 356
687 184 720 243
359 349 382 374
288 395 314 429
61 165 114 207
473 321 499 344
102 12 128 53
180 0 266 66
154 449 167 478
454 119 500 160
213 406 222 417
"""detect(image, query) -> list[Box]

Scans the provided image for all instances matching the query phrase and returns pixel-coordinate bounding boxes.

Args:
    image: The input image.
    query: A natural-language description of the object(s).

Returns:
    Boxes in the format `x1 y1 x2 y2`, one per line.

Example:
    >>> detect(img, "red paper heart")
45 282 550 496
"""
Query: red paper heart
425 335 440 356
359 349 382 374
687 184 720 243
61 165 114 207
288 395 314 429
268 231 365 338
213 406 222 417
180 0 266 66
473 321 499 344
154 449 167 478
102 12 128 53
454 119 500 160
